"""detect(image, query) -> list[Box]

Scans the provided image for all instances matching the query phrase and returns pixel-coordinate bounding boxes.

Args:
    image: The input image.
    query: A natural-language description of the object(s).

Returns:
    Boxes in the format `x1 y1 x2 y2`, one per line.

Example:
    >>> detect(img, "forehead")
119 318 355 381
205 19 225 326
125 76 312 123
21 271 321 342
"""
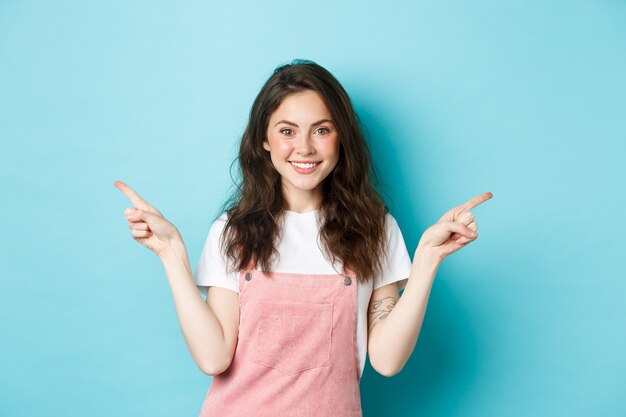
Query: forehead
269 90 332 122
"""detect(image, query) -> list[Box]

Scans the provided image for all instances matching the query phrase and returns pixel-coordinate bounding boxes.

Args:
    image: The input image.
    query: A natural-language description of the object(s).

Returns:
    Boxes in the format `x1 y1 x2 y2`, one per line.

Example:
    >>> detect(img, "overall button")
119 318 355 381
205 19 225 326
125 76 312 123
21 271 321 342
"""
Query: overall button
343 277 352 286
245 272 252 281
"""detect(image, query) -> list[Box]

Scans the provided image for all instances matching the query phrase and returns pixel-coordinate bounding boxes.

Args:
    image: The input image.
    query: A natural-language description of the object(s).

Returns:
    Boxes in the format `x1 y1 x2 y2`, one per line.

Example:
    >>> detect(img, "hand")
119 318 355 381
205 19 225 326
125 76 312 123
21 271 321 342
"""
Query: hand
417 192 493 262
114 180 180 256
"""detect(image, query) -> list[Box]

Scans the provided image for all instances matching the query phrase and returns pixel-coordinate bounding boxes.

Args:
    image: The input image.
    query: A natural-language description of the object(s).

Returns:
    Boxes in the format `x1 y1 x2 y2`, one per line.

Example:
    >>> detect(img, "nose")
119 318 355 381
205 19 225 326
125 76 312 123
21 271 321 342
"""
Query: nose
295 132 315 156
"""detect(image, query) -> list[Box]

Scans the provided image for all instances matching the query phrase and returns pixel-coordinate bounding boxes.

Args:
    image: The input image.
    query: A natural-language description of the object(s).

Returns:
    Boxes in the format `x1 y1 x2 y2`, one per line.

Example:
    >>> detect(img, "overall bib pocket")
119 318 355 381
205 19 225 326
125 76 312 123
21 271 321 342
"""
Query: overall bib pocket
253 302 333 375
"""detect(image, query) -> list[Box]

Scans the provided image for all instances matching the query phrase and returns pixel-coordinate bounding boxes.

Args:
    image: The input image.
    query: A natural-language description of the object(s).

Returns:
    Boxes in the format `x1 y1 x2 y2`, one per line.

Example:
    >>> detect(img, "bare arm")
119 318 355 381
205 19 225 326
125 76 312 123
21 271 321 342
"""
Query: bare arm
367 250 439 376
159 235 239 375
367 192 492 376
115 180 239 375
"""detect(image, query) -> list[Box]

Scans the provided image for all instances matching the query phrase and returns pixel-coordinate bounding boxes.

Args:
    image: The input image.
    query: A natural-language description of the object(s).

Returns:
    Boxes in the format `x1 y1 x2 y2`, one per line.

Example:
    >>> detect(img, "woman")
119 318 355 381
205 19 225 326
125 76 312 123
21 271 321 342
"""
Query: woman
115 59 492 416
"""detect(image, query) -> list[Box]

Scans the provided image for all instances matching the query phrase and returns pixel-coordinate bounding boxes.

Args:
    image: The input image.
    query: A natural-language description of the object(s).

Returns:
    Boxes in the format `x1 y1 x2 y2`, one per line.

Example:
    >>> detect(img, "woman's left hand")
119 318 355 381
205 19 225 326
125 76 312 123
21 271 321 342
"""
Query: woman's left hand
416 192 493 262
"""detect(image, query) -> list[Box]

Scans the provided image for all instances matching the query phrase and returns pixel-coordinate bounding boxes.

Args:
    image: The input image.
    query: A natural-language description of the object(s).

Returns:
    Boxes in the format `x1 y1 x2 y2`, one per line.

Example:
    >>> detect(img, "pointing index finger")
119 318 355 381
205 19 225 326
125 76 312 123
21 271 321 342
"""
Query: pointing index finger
114 180 149 208
460 192 493 211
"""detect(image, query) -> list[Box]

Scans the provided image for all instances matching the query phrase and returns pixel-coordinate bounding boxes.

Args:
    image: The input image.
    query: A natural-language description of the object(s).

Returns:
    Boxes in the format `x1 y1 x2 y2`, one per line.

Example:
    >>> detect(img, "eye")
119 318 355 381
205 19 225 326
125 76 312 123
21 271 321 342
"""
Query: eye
316 127 331 135
280 128 294 136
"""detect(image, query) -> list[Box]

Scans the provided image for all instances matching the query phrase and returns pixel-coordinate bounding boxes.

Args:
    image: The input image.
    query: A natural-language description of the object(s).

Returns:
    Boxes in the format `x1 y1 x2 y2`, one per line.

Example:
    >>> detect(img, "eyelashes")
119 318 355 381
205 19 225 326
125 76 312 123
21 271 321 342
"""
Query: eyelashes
280 127 331 136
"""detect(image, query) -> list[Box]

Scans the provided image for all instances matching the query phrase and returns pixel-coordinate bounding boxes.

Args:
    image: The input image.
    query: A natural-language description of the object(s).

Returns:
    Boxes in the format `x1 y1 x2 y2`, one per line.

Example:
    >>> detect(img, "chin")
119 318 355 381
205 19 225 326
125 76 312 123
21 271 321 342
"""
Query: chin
295 183 321 191
284 178 323 192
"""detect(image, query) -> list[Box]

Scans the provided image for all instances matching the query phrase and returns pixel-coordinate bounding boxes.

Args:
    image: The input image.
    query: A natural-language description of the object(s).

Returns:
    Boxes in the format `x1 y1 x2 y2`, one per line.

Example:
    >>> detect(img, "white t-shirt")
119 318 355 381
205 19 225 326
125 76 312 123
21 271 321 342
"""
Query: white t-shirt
193 210 413 379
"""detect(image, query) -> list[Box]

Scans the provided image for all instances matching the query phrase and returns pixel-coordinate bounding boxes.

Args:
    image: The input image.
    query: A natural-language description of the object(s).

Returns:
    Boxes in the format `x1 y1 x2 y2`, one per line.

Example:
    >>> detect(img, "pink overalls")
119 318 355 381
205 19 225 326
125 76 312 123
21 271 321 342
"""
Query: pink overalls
198 260 362 417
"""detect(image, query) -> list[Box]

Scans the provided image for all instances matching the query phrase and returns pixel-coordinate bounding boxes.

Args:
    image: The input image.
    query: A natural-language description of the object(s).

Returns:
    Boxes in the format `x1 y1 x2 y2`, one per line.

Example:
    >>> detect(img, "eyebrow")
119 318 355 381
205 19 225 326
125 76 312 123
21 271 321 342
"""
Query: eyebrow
273 119 334 127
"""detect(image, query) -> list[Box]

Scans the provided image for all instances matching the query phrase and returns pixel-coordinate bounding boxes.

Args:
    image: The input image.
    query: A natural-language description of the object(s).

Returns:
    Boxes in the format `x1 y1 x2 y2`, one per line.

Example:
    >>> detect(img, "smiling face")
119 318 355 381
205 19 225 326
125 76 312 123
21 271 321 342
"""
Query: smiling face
263 89 340 212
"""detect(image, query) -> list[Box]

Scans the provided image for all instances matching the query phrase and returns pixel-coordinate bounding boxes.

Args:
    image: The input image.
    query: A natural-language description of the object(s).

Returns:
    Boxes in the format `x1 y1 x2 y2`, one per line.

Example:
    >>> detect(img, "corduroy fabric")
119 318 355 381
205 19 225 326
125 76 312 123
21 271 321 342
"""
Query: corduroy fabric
198 261 362 417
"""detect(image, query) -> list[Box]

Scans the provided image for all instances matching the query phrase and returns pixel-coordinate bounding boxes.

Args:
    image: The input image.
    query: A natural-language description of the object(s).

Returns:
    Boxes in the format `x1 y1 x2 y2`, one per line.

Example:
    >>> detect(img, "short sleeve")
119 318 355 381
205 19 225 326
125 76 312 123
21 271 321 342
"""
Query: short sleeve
193 213 239 298
373 213 413 292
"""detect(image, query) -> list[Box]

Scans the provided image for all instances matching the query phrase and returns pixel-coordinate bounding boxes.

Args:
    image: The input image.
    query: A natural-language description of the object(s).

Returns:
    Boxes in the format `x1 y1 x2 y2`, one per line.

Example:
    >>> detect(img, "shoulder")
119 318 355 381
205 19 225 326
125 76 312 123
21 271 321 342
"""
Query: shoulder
384 212 403 236
382 212 408 251
216 211 229 222
384 212 398 225
207 212 229 241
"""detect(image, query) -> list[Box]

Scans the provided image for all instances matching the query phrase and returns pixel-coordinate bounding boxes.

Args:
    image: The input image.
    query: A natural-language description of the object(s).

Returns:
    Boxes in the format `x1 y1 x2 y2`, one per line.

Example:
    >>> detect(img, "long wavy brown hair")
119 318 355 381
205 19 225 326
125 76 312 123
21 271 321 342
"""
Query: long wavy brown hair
217 59 391 283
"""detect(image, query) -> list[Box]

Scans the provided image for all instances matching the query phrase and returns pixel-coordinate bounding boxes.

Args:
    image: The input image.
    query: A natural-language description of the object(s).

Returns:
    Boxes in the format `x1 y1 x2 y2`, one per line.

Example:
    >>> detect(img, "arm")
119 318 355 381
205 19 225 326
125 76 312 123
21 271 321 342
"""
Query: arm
367 248 440 377
115 180 239 375
367 191 492 376
159 234 239 376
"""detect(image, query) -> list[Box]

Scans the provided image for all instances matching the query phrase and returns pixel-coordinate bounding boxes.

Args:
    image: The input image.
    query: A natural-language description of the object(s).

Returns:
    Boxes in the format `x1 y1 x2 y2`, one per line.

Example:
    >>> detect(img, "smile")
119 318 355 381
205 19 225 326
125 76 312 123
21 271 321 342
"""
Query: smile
289 161 321 174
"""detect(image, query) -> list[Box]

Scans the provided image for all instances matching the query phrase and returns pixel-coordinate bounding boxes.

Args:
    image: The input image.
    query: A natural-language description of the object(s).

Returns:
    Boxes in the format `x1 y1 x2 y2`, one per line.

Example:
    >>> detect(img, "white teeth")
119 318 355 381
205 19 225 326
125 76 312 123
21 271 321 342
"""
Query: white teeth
290 162 318 169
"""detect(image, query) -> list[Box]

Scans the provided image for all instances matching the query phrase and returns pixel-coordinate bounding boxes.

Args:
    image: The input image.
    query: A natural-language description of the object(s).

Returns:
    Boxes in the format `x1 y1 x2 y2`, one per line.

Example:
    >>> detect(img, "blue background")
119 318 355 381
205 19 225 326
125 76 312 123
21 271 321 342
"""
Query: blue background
1 1 624 416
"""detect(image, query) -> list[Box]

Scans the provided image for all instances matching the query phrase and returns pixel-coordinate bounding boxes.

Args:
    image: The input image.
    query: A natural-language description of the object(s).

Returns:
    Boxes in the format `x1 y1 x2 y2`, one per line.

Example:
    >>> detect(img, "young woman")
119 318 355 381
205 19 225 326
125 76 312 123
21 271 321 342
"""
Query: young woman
115 59 492 416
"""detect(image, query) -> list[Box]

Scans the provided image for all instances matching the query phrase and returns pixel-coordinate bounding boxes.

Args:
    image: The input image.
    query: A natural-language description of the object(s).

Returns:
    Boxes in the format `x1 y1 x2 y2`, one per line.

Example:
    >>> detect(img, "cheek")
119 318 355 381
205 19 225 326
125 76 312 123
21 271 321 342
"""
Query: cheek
322 136 340 158
272 140 293 156
266 140 292 163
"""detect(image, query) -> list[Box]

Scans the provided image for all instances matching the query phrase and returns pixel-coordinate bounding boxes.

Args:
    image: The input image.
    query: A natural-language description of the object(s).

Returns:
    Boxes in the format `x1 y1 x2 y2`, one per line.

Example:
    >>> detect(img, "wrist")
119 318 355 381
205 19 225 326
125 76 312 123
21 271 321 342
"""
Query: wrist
158 231 186 260
414 245 441 270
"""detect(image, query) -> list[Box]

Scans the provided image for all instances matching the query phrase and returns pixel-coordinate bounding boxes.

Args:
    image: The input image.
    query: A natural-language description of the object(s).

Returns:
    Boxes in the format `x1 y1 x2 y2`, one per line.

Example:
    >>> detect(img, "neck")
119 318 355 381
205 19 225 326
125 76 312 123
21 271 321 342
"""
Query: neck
282 185 322 213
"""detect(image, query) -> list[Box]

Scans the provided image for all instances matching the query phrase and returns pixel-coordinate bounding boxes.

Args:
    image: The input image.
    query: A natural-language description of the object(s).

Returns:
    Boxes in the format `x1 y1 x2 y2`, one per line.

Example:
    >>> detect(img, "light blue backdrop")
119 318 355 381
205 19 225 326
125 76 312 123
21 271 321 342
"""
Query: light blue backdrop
1 1 624 416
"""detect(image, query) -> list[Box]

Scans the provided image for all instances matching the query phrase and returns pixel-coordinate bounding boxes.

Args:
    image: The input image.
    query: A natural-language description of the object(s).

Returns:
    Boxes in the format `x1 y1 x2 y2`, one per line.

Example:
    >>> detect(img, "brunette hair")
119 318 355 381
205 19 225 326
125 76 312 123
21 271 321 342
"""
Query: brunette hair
217 59 390 282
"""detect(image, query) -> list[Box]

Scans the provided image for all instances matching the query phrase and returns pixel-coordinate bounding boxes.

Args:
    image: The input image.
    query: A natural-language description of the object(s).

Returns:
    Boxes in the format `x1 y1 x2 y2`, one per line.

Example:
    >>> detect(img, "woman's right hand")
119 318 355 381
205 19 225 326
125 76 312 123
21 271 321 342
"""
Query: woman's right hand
114 180 180 256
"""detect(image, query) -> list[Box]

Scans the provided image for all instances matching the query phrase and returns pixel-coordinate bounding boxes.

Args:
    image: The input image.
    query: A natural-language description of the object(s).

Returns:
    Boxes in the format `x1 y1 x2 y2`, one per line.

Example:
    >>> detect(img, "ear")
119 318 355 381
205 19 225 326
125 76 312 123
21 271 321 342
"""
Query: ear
263 140 270 152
